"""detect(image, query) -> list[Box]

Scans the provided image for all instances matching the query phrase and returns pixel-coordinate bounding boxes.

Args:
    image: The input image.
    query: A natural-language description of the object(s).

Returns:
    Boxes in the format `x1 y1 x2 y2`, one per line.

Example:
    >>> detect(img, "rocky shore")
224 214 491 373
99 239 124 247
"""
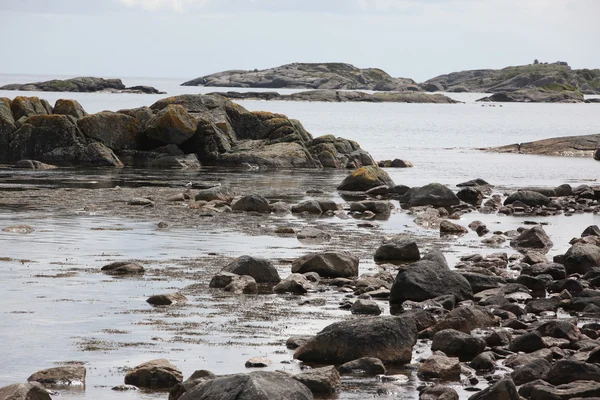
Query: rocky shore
1 164 600 399
487 133 600 157
0 94 374 169
210 90 459 104
0 77 165 94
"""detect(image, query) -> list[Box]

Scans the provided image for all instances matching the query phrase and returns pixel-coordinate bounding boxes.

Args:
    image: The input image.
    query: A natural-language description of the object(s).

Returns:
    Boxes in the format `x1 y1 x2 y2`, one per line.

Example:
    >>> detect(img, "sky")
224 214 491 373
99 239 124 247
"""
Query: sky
0 0 598 82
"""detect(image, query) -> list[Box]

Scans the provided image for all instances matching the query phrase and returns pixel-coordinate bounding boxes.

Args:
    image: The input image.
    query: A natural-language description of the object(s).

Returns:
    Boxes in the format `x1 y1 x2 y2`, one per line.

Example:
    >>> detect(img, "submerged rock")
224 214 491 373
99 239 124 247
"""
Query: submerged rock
101 261 145 275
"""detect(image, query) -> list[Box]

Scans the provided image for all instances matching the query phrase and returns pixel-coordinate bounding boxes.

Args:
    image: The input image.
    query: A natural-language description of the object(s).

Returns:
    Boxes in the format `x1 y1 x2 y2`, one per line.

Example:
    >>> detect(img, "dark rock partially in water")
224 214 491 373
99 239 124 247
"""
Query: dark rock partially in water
124 359 183 390
477 88 584 103
0 77 164 94
487 133 600 157
27 365 86 388
0 382 51 400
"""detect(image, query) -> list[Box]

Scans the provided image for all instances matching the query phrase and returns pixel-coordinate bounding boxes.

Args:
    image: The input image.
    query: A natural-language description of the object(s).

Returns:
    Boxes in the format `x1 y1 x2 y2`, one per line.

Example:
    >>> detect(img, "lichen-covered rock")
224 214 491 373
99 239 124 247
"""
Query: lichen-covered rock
78 111 143 150
337 165 395 191
10 96 50 121
145 104 197 145
53 99 87 119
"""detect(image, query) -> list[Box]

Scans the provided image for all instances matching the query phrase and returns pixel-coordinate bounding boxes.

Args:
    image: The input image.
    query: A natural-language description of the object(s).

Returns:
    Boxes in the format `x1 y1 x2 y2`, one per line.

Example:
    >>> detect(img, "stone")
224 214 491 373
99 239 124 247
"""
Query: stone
53 99 87 119
468 377 519 400
418 353 461 380
124 359 183 390
509 331 545 353
168 370 216 400
521 262 566 280
470 351 496 371
292 251 359 278
563 243 600 275
78 111 143 150
445 305 497 331
337 165 395 191
0 382 51 400
337 357 386 375
291 200 323 214
147 293 187 306
178 371 313 400
293 366 340 395
2 225 35 234
431 329 486 361
101 261 145 275
420 385 459 400
351 299 382 315
582 225 600 237
294 315 419 365
195 186 233 202
440 220 468 235
221 255 281 284
224 275 258 294
273 273 314 294
510 226 553 250
10 96 50 121
14 160 56 170
145 104 197 145
209 271 239 288
296 227 331 241
504 190 551 207
404 183 460 207
374 239 420 263
27 365 86 387
546 360 600 385
457 187 484 206
529 380 600 400
231 195 271 213
286 336 312 350
245 357 271 368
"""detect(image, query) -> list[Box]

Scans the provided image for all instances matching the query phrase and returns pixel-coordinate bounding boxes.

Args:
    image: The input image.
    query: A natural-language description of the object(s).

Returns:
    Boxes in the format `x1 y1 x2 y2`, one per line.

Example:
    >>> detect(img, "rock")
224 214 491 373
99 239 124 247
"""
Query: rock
420 385 459 400
245 357 271 368
28 365 86 387
178 371 313 400
1 77 130 92
563 243 600 275
293 366 340 395
296 227 331 241
147 293 187 306
510 226 553 250
504 190 551 207
53 99 87 119
349 200 393 215
418 353 461 380
535 320 581 343
294 315 419 365
337 357 386 375
582 225 600 237
221 255 281 284
374 239 420 263
440 220 468 235
485 330 512 347
286 336 312 350
467 377 519 400
291 200 323 214
511 358 552 385
492 133 600 156
351 299 382 315
292 251 358 278
457 187 484 206
445 305 497 331
224 275 258 294
521 262 566 280
389 251 472 310
431 329 486 361
168 370 216 400
14 160 56 170
391 158 413 167
470 351 496 371
523 251 549 265
78 111 143 150
459 272 504 294
209 271 239 288
546 360 600 385
128 197 154 206
2 224 35 234
195 186 233 202
231 195 271 213
509 331 545 353
0 382 51 400
528 380 600 400
124 359 183 390
10 96 50 120
145 105 197 145
101 261 145 275
273 273 314 294
117 149 200 169
337 165 395 191
404 183 460 207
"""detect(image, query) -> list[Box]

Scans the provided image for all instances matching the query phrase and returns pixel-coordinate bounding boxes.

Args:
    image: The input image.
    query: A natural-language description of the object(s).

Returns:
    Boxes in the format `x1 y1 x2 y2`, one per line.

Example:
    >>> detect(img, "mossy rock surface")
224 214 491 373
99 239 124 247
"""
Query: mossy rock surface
337 165 395 191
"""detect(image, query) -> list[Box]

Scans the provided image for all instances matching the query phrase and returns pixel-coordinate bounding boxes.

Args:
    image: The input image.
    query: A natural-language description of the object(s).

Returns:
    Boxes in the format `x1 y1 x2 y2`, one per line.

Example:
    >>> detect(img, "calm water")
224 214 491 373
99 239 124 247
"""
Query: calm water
1 74 600 399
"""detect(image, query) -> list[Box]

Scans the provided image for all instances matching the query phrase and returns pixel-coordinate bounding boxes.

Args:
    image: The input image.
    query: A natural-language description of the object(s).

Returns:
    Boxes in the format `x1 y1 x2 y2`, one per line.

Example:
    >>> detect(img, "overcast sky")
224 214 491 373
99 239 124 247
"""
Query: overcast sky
0 0 598 82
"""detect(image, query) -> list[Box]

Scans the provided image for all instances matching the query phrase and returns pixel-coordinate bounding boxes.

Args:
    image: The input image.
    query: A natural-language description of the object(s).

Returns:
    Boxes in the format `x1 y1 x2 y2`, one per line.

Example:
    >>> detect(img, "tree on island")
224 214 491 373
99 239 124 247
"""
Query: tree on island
533 59 539 64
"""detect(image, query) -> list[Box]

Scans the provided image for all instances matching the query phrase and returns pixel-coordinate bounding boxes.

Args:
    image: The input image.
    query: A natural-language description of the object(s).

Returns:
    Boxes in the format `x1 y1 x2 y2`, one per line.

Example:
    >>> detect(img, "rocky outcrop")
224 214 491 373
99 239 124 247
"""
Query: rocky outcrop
0 77 164 94
477 88 584 103
422 62 600 95
182 62 416 91
1 94 375 169
210 90 459 104
487 133 600 157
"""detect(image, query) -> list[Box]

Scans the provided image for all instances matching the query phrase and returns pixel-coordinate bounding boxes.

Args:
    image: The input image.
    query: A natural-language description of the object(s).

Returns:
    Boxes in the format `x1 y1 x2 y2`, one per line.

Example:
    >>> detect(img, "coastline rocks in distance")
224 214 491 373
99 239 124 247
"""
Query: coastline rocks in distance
337 165 395 191
210 90 459 104
182 62 416 91
477 88 584 103
486 133 600 157
1 94 376 169
0 77 165 94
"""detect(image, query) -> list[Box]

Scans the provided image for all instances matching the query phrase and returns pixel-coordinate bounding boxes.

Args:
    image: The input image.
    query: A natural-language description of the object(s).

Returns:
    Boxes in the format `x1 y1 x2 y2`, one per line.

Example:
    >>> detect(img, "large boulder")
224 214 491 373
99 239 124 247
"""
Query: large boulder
10 96 51 120
78 111 143 150
546 360 600 385
504 190 551 207
231 195 271 213
53 99 87 119
221 256 281 284
563 243 600 275
124 359 183 390
0 382 51 400
431 329 486 361
337 165 395 191
389 251 472 311
294 315 419 365
145 104 197 145
404 183 460 207
178 371 313 400
510 226 553 250
28 365 86 387
417 353 461 380
374 239 420 263
291 251 359 278
292 366 340 395
529 380 600 400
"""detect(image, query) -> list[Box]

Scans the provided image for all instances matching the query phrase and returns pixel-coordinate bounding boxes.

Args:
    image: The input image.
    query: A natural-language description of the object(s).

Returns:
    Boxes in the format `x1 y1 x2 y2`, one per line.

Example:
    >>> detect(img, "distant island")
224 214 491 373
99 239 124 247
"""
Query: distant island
183 61 600 103
0 77 165 94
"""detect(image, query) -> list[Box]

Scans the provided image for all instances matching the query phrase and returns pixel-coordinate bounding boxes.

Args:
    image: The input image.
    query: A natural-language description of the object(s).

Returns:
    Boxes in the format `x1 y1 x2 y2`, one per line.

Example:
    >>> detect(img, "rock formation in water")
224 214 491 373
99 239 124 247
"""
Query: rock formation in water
208 90 458 104
487 133 600 157
0 77 165 94
0 94 375 169
422 61 600 95
182 62 419 91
